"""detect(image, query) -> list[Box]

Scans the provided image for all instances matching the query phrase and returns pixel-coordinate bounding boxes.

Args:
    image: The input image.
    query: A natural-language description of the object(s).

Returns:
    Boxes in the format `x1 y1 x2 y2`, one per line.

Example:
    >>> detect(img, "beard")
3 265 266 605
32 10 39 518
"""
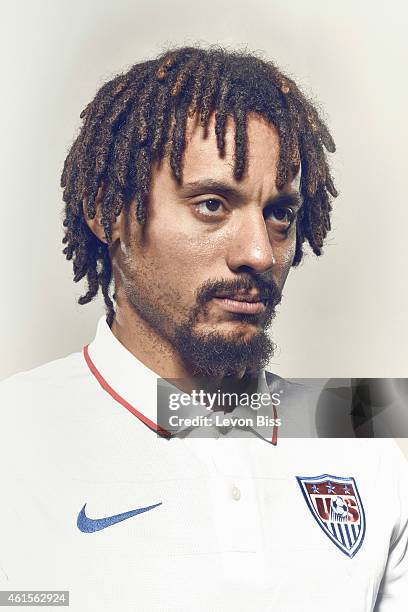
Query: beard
172 323 275 378
173 273 281 378
124 270 282 378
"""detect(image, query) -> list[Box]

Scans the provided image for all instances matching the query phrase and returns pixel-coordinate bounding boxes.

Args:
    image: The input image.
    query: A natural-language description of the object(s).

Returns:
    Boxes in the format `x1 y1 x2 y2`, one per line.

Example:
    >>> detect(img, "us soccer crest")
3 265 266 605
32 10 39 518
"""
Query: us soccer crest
296 474 366 558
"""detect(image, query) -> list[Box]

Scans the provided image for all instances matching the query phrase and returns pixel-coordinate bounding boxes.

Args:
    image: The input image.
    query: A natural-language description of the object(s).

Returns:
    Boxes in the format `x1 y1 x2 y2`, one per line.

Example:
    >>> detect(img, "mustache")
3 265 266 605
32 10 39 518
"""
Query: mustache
195 273 282 308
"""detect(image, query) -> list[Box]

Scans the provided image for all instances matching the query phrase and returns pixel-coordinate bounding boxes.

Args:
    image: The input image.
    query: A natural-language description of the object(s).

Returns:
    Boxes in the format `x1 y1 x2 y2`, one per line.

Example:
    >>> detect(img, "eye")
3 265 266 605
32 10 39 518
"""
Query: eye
266 206 296 227
193 198 225 218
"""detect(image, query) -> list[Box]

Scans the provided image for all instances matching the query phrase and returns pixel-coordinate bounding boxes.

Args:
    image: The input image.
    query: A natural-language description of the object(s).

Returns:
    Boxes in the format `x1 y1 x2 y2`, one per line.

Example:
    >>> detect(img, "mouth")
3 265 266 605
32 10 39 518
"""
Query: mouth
212 293 268 315
213 289 268 302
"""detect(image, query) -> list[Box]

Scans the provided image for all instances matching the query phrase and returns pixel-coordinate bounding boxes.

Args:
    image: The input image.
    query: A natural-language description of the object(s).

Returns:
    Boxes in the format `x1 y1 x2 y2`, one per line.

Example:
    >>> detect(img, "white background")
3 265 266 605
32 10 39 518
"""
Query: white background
1 1 407 393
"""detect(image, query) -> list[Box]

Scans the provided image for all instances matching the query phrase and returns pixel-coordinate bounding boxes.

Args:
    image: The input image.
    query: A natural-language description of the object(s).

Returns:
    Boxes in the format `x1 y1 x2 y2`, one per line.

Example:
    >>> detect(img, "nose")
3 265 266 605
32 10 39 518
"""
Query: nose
225 210 276 274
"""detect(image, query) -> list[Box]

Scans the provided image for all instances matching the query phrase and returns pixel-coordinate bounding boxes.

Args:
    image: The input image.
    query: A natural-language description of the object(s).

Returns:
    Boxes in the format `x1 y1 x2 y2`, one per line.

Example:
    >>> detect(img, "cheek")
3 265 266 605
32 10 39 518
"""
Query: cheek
272 232 297 285
283 237 296 268
149 218 222 270
143 224 218 296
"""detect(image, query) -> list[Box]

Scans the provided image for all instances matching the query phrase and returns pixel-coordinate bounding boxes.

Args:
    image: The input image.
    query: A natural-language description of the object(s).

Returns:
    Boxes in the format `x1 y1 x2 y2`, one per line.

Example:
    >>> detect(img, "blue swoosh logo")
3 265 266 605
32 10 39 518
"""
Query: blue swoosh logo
77 502 162 533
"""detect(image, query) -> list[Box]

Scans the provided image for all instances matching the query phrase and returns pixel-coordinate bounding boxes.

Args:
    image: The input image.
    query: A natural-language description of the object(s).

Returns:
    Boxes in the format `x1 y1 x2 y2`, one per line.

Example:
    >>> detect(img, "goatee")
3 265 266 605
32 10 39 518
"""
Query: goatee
172 274 281 378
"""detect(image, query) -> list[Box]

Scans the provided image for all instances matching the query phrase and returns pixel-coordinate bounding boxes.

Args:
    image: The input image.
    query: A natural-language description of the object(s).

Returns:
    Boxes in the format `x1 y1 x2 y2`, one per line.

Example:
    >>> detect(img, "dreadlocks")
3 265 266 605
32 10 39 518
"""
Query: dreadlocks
61 45 337 326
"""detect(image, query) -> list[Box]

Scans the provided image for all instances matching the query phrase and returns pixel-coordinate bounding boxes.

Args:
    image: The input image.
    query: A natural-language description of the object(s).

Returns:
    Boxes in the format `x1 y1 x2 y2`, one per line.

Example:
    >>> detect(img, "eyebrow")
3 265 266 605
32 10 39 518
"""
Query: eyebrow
178 179 303 208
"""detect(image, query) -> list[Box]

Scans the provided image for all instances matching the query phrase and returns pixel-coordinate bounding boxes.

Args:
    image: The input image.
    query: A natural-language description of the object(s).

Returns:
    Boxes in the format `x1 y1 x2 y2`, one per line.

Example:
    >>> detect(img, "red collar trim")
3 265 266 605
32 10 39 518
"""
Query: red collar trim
271 404 278 446
83 344 277 445
83 344 171 439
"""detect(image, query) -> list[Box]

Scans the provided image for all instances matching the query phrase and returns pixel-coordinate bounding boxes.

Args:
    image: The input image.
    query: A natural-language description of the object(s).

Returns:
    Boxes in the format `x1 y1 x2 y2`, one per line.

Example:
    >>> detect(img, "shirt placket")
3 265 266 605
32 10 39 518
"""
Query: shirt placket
184 437 267 586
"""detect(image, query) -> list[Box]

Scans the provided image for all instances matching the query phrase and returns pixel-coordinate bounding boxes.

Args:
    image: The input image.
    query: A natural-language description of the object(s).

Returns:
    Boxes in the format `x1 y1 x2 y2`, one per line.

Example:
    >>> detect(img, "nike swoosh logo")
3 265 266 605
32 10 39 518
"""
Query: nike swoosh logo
77 502 162 533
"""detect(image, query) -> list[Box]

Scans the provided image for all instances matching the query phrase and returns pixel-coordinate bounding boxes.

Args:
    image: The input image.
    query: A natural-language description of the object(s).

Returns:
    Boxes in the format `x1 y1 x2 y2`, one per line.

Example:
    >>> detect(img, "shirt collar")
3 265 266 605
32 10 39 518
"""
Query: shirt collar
85 315 278 443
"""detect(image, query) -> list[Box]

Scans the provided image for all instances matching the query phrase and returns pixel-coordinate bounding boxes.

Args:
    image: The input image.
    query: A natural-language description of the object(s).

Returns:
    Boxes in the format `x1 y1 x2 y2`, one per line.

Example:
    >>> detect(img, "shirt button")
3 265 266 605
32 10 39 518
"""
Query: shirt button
232 486 241 501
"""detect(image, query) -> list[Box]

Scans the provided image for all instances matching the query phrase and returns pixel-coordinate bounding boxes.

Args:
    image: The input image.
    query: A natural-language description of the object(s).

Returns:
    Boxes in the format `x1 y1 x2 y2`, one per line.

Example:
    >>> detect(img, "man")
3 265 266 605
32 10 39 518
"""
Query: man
1 46 407 611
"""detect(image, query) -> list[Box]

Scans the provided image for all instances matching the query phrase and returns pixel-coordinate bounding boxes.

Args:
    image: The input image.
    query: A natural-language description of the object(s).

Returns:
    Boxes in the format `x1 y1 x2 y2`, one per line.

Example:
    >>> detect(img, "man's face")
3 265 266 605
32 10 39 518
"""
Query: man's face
114 112 301 377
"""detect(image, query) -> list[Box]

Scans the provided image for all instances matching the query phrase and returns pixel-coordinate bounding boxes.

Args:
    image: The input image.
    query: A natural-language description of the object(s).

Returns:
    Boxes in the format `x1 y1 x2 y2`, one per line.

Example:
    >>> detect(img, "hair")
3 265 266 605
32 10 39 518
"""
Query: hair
61 45 338 326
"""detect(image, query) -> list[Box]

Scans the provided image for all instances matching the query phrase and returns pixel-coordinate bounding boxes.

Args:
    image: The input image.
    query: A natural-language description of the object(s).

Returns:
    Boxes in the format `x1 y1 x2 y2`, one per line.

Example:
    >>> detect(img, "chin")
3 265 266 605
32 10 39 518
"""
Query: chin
173 313 274 378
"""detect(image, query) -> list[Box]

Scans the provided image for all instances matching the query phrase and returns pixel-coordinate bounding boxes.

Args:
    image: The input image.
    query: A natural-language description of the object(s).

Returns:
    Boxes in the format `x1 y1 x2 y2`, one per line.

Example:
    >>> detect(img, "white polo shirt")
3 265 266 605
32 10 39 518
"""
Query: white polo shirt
0 316 407 611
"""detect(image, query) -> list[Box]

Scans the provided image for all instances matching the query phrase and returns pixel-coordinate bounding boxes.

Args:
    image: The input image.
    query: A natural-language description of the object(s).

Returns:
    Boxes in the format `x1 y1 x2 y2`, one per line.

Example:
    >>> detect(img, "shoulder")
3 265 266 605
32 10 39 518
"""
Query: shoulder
0 350 99 435
376 438 408 480
0 350 89 400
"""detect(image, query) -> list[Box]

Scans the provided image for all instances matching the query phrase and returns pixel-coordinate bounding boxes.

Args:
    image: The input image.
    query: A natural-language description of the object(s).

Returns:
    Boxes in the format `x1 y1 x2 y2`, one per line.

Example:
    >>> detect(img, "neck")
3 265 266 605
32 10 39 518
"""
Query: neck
109 302 252 390
110 303 191 379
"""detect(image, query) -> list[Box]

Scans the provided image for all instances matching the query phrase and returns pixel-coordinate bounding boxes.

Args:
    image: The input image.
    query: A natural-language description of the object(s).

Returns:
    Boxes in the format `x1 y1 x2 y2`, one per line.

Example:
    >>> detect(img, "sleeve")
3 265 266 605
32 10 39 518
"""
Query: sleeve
374 440 408 611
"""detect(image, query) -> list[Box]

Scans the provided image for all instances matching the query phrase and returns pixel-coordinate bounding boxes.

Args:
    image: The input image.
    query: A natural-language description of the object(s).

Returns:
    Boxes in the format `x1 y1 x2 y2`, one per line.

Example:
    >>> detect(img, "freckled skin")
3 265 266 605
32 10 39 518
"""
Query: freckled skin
99 112 300 379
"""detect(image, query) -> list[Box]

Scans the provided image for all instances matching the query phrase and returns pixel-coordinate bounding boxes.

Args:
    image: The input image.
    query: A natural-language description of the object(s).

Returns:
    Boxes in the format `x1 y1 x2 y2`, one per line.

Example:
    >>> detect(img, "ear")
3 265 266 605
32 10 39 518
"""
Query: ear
83 185 122 244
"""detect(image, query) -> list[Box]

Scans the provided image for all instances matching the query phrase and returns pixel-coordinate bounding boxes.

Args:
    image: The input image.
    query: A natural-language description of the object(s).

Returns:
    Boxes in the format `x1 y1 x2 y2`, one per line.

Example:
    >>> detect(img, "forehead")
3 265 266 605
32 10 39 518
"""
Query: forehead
178 111 300 193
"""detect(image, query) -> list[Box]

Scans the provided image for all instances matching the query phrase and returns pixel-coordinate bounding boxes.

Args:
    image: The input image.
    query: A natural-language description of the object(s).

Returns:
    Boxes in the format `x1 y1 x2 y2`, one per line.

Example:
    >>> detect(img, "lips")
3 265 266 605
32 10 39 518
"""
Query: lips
212 294 268 315
213 290 267 304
